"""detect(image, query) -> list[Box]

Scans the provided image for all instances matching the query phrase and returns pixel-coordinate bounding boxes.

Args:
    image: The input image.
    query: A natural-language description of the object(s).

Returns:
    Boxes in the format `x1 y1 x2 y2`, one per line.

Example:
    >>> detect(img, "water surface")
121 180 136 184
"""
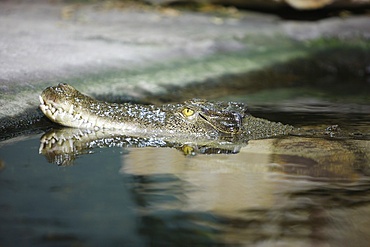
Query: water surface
0 107 369 247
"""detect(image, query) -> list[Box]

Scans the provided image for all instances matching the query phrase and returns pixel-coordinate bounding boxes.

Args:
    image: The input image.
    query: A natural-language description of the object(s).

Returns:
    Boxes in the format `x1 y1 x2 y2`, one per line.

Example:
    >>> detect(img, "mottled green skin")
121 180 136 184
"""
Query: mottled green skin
39 83 294 141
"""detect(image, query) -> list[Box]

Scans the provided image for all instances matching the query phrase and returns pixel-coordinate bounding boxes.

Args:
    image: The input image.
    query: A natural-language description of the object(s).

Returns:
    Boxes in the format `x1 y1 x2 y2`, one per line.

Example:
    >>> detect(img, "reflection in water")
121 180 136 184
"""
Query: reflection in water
39 128 244 166
37 127 370 246
120 140 370 246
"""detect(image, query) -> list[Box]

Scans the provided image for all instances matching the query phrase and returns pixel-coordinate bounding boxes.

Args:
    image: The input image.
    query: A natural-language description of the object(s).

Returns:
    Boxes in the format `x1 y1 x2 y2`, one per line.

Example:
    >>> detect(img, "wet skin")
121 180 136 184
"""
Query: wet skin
39 83 294 141
38 84 369 175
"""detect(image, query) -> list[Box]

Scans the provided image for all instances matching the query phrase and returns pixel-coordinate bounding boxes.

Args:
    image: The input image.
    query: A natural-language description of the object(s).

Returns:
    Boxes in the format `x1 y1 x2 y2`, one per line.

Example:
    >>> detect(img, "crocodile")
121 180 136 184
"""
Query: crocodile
39 83 294 141
38 84 369 168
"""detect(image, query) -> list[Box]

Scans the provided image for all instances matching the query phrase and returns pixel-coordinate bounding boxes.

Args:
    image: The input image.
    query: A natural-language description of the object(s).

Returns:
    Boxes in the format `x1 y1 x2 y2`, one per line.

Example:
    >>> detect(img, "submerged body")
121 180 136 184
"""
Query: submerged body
39 83 294 141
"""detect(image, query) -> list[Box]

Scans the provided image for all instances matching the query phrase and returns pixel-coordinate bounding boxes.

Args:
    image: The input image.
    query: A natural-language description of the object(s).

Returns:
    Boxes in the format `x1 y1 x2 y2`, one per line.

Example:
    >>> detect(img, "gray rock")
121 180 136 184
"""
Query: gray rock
0 1 369 137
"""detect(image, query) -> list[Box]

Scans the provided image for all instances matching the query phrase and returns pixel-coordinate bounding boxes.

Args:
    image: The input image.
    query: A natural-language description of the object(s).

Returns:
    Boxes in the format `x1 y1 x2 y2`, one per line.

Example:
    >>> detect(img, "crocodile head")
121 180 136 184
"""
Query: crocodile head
162 99 248 137
40 84 248 139
39 83 97 129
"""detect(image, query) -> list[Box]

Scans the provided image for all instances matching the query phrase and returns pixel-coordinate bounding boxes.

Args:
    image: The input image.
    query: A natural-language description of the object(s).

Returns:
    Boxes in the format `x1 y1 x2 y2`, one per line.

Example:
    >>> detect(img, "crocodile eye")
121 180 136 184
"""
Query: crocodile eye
182 145 195 155
182 108 194 117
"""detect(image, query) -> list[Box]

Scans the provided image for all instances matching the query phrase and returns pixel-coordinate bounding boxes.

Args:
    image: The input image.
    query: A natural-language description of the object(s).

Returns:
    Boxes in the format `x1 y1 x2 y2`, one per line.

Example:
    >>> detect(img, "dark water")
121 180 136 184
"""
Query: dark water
1 107 370 247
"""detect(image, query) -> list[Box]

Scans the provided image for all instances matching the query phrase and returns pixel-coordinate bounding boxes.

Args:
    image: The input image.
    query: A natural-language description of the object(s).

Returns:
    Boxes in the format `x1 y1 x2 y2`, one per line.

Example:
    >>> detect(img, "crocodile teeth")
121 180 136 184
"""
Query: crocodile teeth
38 143 45 154
58 138 64 145
39 95 44 105
45 109 54 120
68 139 74 149
55 112 66 122
39 104 47 113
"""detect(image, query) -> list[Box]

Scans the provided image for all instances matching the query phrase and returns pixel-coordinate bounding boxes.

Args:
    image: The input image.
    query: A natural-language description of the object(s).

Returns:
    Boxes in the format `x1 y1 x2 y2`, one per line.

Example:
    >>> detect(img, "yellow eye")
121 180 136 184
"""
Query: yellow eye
182 145 194 155
182 108 194 117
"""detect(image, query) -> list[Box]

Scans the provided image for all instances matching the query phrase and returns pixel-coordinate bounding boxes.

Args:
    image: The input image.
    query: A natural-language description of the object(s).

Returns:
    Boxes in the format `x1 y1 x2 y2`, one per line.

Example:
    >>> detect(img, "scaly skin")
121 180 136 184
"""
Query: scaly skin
39 83 294 141
38 84 369 171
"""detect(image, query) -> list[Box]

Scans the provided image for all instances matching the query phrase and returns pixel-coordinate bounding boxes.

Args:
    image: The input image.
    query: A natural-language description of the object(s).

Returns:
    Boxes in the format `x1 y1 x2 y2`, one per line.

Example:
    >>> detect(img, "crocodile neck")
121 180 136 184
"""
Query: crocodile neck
241 116 295 140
